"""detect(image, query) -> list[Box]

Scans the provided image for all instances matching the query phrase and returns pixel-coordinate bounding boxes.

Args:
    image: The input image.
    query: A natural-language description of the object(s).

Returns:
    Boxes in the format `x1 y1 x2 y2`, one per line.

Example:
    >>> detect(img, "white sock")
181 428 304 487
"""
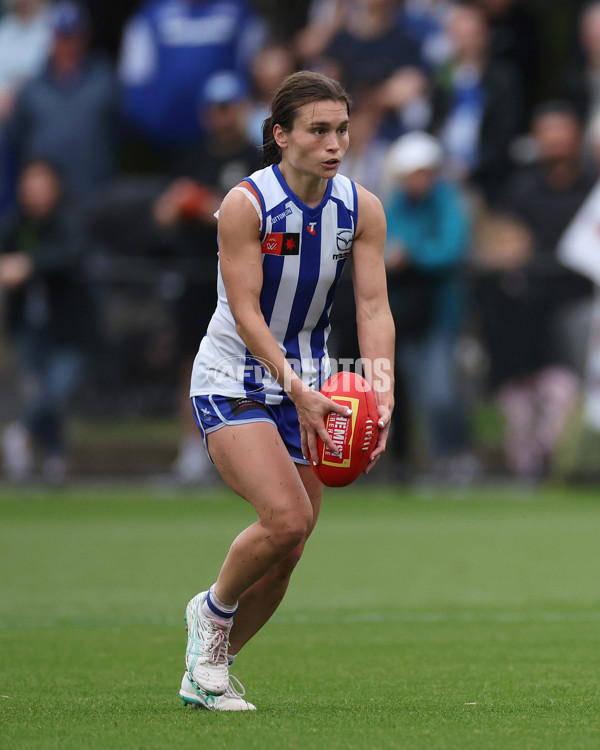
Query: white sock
201 584 238 620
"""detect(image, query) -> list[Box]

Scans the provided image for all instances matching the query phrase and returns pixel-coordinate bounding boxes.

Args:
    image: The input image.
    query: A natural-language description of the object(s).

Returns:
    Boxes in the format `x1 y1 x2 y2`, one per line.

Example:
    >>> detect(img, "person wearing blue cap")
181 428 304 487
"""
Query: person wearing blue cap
48 0 89 34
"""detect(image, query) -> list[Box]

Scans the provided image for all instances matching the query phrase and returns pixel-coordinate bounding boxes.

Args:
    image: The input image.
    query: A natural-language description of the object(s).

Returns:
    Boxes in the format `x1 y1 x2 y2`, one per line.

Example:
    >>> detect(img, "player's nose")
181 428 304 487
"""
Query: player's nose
324 133 340 151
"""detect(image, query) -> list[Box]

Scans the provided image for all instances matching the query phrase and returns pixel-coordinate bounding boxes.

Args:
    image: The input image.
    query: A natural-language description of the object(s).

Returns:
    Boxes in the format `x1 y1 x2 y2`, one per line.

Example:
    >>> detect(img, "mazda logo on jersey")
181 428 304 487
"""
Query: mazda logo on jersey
336 229 353 252
261 232 300 256
333 229 353 260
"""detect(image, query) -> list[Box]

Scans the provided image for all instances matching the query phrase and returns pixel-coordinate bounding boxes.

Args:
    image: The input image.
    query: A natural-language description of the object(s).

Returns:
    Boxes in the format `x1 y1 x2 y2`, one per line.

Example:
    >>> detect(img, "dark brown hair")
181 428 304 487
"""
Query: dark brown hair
262 71 352 167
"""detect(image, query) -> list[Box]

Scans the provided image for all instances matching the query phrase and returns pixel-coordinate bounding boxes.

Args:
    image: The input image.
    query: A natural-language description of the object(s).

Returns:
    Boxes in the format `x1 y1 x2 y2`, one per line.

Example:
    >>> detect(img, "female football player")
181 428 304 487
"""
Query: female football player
179 71 395 710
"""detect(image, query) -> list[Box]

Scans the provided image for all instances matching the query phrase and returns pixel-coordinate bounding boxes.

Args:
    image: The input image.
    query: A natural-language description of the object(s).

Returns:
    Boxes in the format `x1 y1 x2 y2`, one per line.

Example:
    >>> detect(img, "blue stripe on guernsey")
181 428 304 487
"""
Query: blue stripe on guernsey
351 179 358 227
269 198 293 230
283 216 323 365
259 255 286 326
257 189 286 327
307 195 355 382
309 256 347 386
332 195 354 229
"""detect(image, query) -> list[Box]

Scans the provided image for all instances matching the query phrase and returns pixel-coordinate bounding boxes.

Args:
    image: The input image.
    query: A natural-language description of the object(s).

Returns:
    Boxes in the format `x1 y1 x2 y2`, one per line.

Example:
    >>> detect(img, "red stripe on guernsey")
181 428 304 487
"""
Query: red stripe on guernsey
238 180 261 205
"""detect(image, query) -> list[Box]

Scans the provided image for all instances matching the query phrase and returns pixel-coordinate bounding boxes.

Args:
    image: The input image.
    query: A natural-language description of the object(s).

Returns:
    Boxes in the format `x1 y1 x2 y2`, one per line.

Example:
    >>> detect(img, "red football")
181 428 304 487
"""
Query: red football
312 371 379 487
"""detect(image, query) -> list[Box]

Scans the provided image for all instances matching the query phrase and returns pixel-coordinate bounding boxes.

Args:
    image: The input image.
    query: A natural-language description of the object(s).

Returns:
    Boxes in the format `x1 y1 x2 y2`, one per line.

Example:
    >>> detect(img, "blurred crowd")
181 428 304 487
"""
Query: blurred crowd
0 0 599 487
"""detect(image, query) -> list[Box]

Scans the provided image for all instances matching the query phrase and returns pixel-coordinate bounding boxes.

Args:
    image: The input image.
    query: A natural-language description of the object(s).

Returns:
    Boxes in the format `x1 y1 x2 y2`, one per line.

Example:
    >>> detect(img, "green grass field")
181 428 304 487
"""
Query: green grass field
2 482 600 749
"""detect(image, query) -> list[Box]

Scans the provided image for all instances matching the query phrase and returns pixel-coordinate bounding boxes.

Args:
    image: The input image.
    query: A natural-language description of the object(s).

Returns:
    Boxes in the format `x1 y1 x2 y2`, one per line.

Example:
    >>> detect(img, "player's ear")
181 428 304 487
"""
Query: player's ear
273 123 287 150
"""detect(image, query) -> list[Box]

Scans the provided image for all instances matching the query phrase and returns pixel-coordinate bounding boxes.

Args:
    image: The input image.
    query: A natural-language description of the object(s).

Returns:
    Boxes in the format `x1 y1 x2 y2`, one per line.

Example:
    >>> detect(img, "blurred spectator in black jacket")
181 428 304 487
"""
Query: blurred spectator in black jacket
152 71 262 484
501 102 596 315
317 0 430 140
0 160 97 484
430 0 524 205
478 0 541 126
7 1 119 205
561 1 600 152
474 102 596 480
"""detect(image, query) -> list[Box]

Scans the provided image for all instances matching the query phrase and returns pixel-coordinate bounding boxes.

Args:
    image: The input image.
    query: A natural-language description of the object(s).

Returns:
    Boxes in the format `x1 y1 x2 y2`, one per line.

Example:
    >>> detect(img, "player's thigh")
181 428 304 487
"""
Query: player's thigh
207 421 313 527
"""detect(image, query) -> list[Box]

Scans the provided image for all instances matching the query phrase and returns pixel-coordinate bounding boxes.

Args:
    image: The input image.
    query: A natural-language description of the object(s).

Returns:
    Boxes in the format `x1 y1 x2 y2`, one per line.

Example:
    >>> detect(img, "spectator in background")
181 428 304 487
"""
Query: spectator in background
318 0 430 139
475 102 596 480
401 0 454 69
0 0 52 217
8 1 119 205
478 0 541 126
0 0 51 121
430 0 523 205
0 160 97 484
294 0 352 66
118 0 265 156
384 131 475 482
562 1 600 152
297 0 452 72
152 71 262 484
246 44 296 147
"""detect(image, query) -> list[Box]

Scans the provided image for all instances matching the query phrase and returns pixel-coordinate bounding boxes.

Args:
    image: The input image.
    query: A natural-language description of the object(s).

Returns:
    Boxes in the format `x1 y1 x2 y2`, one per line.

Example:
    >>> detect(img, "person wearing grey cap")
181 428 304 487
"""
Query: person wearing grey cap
384 131 477 483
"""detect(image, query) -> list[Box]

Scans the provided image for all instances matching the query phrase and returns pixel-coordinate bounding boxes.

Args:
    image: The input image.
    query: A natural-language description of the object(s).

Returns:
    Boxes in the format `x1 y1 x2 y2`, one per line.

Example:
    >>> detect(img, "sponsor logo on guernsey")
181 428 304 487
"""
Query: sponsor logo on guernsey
321 396 359 467
261 232 300 256
333 228 353 260
271 206 293 224
307 222 317 235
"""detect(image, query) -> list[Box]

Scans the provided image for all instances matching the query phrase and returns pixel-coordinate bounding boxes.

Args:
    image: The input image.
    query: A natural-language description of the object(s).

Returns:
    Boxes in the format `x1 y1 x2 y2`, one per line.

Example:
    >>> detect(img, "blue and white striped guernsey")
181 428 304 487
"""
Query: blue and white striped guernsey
190 163 358 404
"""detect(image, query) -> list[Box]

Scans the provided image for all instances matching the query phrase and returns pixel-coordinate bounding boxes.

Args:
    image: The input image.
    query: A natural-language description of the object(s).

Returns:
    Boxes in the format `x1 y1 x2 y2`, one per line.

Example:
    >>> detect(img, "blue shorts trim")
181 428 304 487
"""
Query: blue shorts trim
191 394 308 465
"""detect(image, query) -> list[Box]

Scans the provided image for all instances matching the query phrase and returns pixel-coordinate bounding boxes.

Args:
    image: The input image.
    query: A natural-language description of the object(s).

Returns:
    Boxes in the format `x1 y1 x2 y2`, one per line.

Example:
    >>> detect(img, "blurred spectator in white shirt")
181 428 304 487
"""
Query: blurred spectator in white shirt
0 0 51 123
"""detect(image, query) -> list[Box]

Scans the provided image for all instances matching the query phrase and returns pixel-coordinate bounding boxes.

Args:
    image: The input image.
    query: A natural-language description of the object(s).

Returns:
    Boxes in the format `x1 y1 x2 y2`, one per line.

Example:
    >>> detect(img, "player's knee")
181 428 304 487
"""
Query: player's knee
270 513 312 553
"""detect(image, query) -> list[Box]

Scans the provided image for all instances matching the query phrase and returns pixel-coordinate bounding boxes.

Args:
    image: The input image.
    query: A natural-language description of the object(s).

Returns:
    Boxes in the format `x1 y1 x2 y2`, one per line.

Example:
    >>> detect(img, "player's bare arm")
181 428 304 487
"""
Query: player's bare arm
218 188 351 462
351 184 395 471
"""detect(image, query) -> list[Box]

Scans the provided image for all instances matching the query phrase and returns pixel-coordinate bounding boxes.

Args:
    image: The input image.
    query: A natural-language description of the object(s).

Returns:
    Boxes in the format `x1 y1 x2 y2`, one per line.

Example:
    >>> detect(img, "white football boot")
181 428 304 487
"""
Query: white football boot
179 672 256 711
185 592 231 695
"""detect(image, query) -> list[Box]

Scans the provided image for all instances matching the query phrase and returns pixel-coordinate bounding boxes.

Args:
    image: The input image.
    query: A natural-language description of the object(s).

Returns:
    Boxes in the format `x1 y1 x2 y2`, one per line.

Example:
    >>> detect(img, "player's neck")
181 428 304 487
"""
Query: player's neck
277 162 328 208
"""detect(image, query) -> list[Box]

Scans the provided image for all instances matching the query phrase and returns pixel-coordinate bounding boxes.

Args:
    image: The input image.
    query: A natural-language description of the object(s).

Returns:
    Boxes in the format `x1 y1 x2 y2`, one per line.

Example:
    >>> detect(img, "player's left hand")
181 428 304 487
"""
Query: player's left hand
364 404 392 474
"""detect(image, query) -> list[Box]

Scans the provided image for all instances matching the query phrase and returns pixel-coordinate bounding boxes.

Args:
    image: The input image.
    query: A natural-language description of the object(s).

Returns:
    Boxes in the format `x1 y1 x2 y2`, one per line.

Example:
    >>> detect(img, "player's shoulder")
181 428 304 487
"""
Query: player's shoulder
354 182 385 229
220 183 260 217
219 172 267 231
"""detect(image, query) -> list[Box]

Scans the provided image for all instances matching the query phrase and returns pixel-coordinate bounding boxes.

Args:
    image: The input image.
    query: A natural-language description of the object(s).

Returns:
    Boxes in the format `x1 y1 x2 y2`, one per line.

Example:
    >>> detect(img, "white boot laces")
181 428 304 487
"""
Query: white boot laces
226 675 246 698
